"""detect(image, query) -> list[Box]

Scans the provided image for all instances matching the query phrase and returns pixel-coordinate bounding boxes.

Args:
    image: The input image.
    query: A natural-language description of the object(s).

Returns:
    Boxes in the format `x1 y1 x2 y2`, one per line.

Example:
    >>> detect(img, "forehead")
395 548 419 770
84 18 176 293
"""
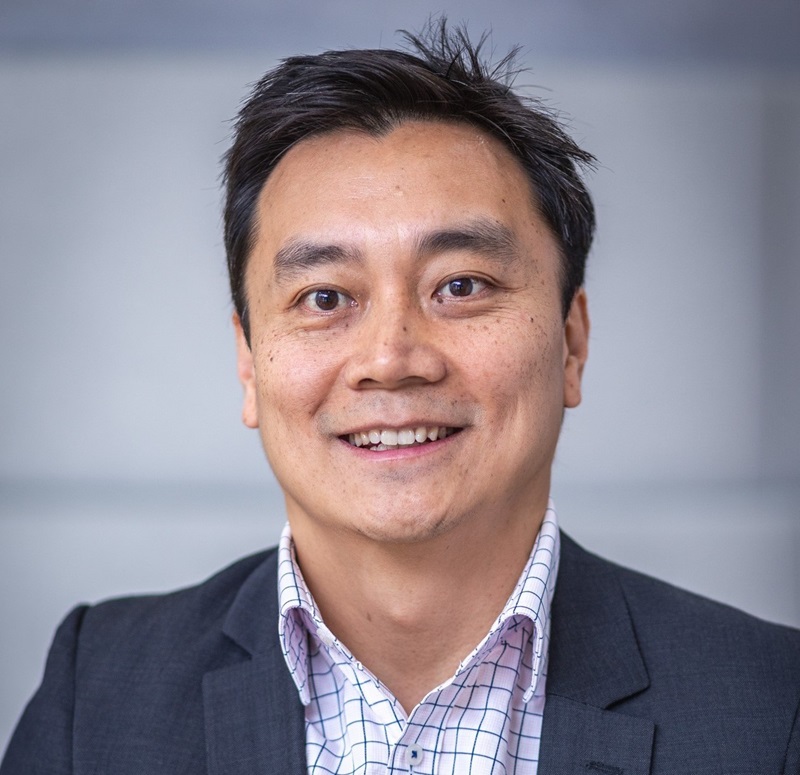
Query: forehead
265 120 526 184
256 121 541 235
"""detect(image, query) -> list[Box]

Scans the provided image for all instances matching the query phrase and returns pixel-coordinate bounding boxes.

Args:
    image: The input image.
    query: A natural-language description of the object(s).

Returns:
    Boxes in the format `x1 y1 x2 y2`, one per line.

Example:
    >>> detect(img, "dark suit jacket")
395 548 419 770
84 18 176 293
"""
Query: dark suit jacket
3 533 800 774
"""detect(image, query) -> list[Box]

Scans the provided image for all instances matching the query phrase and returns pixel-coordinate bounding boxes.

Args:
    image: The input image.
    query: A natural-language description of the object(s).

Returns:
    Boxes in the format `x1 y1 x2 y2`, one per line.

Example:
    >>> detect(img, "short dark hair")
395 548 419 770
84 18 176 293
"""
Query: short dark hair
223 20 596 342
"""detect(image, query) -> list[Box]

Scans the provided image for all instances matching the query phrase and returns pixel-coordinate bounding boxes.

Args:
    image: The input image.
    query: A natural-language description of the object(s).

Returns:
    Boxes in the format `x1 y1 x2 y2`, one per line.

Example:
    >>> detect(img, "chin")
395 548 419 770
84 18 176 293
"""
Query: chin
348 506 457 545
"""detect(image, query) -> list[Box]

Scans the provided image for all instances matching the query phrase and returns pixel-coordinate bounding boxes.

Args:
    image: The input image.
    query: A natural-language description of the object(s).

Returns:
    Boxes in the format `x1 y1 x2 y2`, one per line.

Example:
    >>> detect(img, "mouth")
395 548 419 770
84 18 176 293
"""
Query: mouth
342 425 462 451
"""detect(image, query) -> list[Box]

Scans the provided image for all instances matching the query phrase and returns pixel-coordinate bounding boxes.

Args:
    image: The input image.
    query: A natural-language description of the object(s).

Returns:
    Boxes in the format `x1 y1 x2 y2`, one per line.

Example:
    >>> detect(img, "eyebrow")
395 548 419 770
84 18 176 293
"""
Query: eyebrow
271 218 520 282
414 218 521 267
272 240 363 282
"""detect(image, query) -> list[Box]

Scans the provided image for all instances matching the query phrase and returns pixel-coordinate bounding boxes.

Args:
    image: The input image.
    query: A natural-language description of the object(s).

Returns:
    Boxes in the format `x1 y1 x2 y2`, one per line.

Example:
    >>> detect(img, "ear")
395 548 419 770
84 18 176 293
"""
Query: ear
233 313 259 429
563 288 590 409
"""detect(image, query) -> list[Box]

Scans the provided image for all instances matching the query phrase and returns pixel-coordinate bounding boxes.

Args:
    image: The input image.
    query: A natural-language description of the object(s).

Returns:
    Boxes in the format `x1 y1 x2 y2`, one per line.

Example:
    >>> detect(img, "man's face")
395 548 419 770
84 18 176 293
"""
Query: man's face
236 121 588 547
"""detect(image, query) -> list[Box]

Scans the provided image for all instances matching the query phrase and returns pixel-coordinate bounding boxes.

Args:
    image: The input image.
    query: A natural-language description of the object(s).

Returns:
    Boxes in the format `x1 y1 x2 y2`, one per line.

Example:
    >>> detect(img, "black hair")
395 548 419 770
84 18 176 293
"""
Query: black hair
223 19 596 342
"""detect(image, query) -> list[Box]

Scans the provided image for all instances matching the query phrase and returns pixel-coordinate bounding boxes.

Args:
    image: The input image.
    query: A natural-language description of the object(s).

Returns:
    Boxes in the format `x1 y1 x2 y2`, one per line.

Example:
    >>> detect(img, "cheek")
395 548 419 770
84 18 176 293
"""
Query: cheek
486 313 560 374
525 319 563 384
254 332 343 420
467 316 564 420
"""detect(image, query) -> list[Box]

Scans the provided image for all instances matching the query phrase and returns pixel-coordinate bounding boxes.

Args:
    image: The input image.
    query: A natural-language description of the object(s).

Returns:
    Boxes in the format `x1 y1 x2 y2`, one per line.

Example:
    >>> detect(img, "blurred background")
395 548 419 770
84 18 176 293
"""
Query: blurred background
2 0 799 752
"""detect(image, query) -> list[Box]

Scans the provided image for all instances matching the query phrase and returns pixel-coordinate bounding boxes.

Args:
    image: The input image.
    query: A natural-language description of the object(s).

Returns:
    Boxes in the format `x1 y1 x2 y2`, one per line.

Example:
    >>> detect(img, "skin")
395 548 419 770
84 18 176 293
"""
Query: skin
235 120 589 712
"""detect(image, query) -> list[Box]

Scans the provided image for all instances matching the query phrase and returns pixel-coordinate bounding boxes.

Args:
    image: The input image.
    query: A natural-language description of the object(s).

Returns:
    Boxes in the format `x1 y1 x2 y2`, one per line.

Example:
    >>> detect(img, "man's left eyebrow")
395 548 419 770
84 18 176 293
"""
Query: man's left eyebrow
414 219 521 266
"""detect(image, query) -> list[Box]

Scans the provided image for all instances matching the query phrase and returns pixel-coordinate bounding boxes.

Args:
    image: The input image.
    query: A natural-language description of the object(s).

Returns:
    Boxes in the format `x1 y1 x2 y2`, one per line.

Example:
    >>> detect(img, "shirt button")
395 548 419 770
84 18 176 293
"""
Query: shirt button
317 627 334 648
406 743 424 767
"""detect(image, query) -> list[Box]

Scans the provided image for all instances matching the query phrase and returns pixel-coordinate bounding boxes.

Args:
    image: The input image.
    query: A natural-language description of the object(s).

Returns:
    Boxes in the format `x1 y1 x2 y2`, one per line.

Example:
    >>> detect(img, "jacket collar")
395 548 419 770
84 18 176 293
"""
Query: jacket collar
204 549 307 775
539 532 654 774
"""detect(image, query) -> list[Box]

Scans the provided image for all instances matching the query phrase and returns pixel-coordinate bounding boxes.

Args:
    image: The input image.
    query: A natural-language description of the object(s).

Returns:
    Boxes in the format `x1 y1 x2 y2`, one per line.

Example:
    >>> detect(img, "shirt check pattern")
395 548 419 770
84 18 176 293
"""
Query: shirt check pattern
277 502 560 775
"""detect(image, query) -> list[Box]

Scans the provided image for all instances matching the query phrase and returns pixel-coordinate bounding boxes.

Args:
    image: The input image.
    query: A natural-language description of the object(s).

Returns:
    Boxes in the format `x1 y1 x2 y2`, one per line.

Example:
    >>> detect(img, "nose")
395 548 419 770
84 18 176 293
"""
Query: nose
343 299 447 390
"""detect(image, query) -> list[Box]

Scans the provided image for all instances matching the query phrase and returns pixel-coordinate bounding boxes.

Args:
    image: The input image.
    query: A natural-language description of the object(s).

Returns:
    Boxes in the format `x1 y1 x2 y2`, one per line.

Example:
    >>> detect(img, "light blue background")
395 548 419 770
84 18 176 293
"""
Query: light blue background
2 0 799 755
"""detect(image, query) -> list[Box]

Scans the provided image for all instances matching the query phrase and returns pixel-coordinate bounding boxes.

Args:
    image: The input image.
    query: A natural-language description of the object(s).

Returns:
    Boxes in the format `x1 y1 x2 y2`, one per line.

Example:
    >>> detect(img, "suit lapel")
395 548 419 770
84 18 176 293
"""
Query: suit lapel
539 533 654 774
203 551 307 775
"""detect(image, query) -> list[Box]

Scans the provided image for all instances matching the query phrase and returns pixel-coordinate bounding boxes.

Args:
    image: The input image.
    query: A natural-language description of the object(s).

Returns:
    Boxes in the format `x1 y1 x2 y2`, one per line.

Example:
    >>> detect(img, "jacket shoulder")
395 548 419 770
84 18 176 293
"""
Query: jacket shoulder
562 532 800 667
79 547 278 665
556 532 800 771
1 549 282 774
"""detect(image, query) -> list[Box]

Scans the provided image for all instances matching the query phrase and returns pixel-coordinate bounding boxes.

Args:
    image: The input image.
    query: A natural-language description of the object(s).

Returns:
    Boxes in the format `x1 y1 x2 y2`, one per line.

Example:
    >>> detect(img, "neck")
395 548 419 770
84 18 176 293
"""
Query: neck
290 502 545 713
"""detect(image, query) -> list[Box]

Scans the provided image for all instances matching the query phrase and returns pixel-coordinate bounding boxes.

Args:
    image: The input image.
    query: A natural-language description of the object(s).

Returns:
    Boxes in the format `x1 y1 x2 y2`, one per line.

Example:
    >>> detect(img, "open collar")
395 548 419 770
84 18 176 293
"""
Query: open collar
204 529 656 775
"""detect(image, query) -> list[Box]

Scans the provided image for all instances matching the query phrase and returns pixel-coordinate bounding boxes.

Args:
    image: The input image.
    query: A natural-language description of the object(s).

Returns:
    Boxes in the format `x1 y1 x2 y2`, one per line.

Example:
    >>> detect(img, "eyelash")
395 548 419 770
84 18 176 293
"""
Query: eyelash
434 276 490 299
298 275 490 314
299 288 355 313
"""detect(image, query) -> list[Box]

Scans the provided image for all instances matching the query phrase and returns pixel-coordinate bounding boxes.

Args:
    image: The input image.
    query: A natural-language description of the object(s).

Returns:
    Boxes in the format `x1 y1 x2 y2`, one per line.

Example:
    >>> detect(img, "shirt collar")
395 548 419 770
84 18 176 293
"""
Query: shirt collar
277 500 561 705
498 501 560 701
277 526 320 704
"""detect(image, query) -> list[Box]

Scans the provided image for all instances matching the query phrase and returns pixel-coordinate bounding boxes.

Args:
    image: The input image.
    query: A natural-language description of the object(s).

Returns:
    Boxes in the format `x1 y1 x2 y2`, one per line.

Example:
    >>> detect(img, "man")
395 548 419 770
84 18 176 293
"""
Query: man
2 23 799 775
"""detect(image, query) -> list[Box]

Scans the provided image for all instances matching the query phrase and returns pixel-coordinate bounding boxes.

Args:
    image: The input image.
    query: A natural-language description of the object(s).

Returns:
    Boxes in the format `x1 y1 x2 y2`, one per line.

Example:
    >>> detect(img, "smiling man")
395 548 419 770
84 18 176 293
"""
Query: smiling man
235 118 587 735
3 22 800 775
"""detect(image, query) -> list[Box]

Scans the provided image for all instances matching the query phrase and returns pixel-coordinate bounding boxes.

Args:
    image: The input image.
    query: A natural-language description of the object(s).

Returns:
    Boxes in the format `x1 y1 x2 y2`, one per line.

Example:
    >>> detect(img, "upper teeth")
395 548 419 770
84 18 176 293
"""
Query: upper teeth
348 426 453 448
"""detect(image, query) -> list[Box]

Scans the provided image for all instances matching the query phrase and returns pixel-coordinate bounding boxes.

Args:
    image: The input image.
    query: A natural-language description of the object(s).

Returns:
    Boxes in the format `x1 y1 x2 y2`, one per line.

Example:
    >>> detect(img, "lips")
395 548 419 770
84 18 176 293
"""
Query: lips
344 425 459 451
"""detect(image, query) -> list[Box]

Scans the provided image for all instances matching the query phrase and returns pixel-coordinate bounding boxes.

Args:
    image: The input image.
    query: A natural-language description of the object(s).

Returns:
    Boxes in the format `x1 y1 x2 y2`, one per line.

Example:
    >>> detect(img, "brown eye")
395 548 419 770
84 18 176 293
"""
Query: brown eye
448 278 473 297
314 289 340 310
302 288 351 312
436 276 487 299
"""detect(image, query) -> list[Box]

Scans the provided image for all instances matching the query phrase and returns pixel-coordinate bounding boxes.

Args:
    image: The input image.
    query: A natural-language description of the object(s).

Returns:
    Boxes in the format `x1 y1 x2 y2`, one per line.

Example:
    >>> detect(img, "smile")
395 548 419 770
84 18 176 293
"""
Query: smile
344 426 459 451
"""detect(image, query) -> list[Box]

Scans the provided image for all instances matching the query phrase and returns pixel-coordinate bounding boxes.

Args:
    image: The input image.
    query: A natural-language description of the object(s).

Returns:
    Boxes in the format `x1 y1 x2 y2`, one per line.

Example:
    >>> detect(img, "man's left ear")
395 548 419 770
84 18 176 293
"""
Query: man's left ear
563 288 589 409
233 313 260 429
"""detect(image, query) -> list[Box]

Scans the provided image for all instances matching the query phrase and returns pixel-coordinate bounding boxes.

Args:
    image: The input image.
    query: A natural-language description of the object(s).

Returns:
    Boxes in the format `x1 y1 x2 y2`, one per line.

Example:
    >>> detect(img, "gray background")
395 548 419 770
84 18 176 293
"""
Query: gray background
2 0 799 754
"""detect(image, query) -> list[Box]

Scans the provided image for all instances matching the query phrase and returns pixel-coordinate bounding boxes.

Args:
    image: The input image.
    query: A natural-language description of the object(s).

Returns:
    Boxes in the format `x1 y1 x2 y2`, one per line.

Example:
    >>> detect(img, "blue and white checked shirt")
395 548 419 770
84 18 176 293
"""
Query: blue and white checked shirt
277 502 560 775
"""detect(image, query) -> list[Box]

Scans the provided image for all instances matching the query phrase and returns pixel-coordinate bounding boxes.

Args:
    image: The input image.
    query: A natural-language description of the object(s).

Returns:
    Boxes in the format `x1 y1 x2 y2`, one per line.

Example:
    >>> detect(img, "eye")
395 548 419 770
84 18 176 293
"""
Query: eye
436 276 488 298
301 288 353 312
